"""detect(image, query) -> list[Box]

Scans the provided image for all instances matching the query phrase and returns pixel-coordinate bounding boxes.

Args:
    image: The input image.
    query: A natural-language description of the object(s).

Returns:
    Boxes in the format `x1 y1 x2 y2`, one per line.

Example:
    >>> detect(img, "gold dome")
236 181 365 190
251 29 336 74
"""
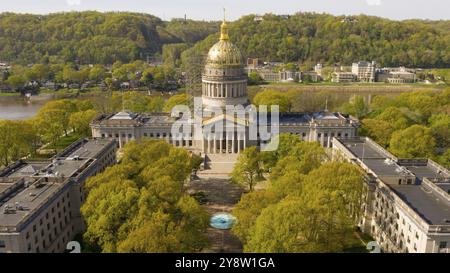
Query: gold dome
206 17 243 67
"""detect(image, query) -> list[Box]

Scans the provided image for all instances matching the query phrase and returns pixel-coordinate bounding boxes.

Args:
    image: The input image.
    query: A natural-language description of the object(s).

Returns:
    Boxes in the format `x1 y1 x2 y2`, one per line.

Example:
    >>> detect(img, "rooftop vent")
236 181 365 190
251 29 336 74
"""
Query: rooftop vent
384 158 394 165
15 202 24 211
3 204 16 214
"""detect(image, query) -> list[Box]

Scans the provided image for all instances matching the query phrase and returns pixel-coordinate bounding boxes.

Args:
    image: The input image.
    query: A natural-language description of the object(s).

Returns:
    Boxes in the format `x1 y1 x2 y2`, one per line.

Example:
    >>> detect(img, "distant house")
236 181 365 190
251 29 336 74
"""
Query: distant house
376 67 416 84
332 72 355 83
280 70 300 82
43 81 59 91
301 71 320 83
120 82 130 89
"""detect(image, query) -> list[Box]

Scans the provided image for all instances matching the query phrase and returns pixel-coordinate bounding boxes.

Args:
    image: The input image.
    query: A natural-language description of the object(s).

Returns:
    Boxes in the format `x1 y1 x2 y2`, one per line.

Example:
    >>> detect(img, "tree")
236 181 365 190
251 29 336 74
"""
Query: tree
0 120 38 167
81 140 209 253
163 93 190 112
253 89 291 112
89 65 107 83
341 96 369 118
240 162 365 253
390 125 436 158
69 109 98 137
429 114 450 149
36 99 77 137
361 119 394 147
231 190 279 244
5 75 26 91
231 147 264 192
270 141 326 181
248 72 264 85
260 133 303 170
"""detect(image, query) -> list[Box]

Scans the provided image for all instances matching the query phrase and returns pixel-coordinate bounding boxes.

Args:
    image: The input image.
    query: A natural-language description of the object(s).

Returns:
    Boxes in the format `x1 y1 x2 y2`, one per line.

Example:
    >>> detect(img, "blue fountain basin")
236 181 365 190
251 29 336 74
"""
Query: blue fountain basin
210 213 236 230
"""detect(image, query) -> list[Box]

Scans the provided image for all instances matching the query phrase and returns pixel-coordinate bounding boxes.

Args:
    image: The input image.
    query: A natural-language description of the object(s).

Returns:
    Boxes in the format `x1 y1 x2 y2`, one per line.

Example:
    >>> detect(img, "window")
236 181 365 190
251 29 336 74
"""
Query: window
439 241 447 249
0 240 5 248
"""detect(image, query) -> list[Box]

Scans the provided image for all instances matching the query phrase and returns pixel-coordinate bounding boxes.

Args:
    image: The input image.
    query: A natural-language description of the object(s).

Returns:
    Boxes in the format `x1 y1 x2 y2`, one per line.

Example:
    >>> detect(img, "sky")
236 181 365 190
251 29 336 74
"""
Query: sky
0 0 449 21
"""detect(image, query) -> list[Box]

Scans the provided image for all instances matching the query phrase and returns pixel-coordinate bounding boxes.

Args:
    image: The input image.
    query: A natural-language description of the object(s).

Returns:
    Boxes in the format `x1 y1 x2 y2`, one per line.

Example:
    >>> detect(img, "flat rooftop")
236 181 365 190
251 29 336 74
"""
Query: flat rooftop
34 159 91 179
363 158 409 177
0 180 65 230
8 162 50 178
338 139 409 177
335 137 450 227
391 184 450 225
59 138 114 159
339 139 390 159
0 139 114 231
403 165 449 181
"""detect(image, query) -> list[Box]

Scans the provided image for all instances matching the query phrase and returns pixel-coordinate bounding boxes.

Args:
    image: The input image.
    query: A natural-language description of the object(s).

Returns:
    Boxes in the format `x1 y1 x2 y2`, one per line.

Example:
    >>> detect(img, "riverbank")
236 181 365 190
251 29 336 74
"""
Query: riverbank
257 82 446 94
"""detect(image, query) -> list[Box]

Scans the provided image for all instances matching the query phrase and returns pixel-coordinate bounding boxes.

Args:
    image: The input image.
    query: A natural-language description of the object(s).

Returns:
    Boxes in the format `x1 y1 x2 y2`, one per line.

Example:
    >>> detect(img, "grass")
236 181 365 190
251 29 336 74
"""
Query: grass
264 81 447 88
0 92 21 97
342 229 375 253
45 133 81 150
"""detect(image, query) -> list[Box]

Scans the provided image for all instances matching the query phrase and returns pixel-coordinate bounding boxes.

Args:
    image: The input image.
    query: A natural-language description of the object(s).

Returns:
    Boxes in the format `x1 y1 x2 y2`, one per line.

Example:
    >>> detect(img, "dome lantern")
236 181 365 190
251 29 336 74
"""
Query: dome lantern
206 9 243 67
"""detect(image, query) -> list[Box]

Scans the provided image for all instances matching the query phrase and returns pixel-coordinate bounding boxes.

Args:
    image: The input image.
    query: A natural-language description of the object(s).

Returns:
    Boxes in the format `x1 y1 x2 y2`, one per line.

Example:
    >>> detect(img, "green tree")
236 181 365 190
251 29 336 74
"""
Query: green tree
5 75 26 91
81 140 209 253
163 93 190 112
252 89 291 112
390 125 436 158
69 109 99 137
231 147 264 192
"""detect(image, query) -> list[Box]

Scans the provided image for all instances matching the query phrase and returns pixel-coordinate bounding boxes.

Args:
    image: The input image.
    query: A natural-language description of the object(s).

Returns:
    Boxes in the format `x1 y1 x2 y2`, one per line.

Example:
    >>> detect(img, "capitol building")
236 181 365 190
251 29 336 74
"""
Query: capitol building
91 17 359 172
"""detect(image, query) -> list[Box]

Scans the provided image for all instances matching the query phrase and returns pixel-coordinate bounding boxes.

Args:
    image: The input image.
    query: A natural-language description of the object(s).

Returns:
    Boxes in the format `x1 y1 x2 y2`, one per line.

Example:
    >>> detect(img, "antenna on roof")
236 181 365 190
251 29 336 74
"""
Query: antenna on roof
121 89 125 112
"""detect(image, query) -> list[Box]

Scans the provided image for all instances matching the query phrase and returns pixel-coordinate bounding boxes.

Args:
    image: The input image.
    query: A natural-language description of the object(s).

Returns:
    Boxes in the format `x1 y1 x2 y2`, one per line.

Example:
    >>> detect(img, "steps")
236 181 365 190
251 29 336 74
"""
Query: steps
199 154 239 178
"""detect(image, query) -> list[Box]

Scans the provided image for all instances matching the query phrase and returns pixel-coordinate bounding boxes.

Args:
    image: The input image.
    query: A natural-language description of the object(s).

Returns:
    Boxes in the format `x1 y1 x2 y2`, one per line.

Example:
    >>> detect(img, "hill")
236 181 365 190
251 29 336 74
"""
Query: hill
0 12 449 68
182 13 450 69
0 11 219 64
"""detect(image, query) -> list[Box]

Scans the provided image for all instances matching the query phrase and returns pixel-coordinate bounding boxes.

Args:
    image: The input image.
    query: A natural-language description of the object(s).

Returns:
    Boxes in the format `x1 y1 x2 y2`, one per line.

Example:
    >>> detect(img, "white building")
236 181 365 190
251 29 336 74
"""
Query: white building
352 61 376 82
332 72 355 83
332 137 450 253
0 139 117 253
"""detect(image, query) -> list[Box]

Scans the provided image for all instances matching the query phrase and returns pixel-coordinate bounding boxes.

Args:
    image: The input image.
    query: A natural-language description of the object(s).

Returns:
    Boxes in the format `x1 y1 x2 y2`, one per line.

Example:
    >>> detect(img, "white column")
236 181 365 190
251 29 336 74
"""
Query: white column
327 134 331 148
237 133 241 152
321 133 325 147
213 134 216 154
243 133 246 150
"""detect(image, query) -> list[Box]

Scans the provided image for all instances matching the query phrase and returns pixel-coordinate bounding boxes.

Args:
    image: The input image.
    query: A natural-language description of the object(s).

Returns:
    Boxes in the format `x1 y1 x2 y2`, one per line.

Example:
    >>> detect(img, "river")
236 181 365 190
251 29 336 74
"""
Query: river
0 95 52 120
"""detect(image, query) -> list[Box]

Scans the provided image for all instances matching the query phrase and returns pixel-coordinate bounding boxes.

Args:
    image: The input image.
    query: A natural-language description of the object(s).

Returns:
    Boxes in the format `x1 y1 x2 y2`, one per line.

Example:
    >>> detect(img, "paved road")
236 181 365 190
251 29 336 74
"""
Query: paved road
186 178 245 253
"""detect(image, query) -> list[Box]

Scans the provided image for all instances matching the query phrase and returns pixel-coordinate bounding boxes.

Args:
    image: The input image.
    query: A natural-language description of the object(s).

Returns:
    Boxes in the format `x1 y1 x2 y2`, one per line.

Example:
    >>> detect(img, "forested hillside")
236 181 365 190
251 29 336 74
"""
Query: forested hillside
182 13 450 69
0 11 449 68
0 12 218 64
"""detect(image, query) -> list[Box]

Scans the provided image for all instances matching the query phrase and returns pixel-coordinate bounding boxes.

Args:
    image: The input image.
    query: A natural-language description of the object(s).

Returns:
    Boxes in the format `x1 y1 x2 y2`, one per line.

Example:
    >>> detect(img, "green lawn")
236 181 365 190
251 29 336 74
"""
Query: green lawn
342 229 375 253
46 133 81 150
